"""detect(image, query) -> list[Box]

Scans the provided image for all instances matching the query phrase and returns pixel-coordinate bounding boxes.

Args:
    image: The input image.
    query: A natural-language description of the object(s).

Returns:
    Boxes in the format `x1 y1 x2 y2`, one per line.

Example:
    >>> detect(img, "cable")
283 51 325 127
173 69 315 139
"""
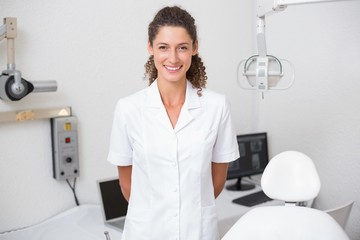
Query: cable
66 178 80 206
0 225 31 235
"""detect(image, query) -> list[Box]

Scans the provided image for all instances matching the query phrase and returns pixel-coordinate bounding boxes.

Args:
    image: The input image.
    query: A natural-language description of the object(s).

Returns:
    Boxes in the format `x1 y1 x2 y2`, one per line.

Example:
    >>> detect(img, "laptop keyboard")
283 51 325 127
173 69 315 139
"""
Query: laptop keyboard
232 190 273 207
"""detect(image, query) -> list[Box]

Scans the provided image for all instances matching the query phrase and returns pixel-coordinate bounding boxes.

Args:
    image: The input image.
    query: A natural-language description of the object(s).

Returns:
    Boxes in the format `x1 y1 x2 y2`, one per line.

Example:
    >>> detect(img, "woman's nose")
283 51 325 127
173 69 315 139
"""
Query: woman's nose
168 49 178 63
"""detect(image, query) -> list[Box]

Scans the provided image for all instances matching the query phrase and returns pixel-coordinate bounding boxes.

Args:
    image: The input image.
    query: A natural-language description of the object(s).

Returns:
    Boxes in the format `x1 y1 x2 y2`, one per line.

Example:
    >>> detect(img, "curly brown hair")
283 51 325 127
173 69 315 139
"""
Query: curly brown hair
145 6 207 95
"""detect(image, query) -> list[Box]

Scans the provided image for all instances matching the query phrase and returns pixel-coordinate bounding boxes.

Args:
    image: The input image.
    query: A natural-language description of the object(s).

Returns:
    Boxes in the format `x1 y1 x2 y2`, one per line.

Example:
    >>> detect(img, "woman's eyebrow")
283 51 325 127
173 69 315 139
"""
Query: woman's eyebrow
156 42 190 46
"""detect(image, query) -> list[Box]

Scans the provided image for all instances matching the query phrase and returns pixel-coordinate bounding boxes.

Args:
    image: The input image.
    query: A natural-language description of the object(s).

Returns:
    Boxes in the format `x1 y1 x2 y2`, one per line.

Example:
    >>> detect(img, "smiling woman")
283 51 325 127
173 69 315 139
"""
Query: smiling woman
107 6 240 240
145 6 207 95
148 26 196 93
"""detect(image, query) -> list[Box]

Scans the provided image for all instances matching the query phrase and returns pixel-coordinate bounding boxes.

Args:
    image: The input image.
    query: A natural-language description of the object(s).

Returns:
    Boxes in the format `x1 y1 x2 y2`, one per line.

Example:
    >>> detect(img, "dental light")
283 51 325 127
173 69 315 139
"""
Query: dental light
238 0 356 97
0 17 57 101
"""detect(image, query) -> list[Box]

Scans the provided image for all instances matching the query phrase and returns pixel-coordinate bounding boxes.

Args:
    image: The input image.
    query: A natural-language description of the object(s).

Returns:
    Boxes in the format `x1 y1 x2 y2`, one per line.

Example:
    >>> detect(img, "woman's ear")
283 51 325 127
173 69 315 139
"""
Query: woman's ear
147 41 154 55
192 40 198 56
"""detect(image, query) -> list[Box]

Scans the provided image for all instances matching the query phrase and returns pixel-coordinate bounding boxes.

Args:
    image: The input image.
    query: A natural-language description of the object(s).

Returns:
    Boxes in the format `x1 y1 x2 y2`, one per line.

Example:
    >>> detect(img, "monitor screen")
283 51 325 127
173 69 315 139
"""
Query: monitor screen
99 178 128 221
226 132 269 191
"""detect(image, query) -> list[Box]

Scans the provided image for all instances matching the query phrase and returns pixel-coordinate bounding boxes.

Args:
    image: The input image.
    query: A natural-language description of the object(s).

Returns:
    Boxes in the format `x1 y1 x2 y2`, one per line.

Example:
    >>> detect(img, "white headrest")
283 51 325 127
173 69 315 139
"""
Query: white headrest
261 151 321 202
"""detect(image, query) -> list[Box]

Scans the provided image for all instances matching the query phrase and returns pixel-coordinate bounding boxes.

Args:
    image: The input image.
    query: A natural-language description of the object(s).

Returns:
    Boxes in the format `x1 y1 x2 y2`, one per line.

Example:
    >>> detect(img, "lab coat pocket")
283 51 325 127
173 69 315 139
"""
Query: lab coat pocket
201 205 220 240
191 129 217 161
124 206 151 240
191 129 216 145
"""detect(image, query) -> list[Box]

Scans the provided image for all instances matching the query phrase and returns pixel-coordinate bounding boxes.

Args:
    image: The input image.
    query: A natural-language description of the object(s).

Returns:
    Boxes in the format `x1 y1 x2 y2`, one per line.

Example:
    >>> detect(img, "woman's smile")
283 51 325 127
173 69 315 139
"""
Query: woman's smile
164 65 182 72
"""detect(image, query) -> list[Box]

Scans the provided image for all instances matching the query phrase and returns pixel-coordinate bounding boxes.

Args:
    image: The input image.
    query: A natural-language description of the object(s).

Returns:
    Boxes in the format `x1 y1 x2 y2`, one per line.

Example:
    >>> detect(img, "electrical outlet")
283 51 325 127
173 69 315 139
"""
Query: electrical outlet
51 116 80 180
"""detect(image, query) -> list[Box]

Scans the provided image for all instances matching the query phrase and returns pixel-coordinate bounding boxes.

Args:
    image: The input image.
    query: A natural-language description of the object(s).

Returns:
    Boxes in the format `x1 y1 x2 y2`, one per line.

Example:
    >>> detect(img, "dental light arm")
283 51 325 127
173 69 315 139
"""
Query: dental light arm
0 17 57 101
257 0 349 18
238 0 355 96
237 2 290 95
255 0 353 53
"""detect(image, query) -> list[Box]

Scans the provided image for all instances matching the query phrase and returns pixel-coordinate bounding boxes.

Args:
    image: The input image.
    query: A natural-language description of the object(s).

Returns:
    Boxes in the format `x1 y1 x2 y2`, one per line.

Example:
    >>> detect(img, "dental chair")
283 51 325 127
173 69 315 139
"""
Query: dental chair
324 200 354 229
222 151 349 240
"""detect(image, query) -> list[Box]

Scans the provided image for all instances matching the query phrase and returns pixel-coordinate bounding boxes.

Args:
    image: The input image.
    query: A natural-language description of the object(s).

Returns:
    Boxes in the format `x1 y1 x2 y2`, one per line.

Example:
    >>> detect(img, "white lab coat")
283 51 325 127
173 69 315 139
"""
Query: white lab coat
108 80 239 240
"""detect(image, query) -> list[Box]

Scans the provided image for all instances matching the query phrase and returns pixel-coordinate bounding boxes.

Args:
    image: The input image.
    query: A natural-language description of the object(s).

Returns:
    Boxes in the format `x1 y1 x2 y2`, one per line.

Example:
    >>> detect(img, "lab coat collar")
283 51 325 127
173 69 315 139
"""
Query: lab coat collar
176 80 201 132
146 80 201 133
184 80 201 110
146 80 163 108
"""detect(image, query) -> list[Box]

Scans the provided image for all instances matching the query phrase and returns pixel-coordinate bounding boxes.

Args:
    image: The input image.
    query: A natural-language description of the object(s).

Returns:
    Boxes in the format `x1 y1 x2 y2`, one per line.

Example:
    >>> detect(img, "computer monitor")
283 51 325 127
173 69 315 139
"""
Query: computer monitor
226 132 269 191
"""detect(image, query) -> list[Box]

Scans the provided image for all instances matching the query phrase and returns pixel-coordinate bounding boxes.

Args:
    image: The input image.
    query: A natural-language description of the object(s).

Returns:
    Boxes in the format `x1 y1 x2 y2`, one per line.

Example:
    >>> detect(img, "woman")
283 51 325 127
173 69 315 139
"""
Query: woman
108 6 239 240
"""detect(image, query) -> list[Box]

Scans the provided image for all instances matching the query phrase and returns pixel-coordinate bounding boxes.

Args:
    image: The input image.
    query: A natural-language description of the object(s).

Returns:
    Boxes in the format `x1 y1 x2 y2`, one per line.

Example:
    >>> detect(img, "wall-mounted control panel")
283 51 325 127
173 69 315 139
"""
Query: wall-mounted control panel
51 116 79 180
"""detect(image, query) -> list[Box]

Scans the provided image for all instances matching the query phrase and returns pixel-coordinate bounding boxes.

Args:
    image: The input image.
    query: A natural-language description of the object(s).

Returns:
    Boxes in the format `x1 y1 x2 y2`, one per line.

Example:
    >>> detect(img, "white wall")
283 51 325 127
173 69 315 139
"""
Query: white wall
0 0 359 239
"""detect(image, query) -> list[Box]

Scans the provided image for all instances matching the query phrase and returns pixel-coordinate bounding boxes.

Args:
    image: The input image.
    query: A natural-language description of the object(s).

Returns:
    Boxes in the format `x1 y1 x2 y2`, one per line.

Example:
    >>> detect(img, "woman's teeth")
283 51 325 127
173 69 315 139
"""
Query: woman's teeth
165 66 181 71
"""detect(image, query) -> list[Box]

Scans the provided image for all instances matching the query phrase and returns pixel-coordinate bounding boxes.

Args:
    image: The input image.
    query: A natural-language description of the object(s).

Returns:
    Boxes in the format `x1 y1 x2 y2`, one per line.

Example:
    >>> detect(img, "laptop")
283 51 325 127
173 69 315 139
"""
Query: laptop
97 177 128 231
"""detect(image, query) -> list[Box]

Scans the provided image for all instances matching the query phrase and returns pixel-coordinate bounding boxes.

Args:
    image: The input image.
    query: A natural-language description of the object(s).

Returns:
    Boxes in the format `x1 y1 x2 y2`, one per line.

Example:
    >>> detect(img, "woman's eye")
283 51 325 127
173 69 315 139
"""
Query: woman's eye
178 46 188 51
159 46 167 50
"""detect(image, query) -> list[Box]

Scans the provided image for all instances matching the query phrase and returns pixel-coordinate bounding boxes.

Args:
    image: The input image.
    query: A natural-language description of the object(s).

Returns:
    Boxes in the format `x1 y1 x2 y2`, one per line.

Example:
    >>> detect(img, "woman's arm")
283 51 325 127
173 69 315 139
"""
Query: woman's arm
117 166 132 202
211 162 229 198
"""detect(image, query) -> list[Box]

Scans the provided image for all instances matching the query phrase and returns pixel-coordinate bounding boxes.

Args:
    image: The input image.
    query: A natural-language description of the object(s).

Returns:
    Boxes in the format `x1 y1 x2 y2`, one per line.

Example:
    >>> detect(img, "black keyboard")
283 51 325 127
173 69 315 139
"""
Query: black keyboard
232 190 273 207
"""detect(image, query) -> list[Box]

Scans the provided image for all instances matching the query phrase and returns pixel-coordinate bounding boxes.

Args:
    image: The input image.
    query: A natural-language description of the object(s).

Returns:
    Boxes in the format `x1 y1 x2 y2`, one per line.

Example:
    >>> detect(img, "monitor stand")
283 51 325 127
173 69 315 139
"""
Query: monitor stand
226 177 255 191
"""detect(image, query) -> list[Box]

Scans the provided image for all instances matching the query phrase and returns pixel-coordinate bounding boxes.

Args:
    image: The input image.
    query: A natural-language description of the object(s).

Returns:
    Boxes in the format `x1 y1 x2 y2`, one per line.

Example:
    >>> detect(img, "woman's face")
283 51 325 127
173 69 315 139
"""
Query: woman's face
148 26 198 84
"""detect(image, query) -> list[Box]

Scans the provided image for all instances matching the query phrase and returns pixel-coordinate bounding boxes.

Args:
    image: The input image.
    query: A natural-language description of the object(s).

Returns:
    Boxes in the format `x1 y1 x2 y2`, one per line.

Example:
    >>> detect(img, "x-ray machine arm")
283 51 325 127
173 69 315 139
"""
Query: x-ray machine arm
0 17 57 101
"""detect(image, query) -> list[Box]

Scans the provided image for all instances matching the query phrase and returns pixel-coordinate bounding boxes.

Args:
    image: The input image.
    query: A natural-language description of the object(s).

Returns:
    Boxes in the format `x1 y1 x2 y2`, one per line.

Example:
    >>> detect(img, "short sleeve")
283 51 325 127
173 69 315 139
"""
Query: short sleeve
212 97 240 163
107 100 133 166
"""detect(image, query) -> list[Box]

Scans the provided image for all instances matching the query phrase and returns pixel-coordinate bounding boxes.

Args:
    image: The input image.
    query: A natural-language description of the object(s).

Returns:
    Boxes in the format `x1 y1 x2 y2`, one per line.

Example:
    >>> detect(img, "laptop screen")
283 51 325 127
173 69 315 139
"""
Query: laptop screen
98 177 128 221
